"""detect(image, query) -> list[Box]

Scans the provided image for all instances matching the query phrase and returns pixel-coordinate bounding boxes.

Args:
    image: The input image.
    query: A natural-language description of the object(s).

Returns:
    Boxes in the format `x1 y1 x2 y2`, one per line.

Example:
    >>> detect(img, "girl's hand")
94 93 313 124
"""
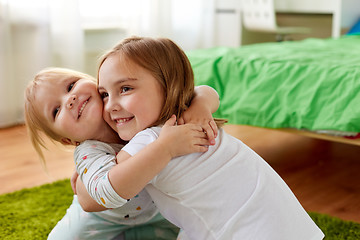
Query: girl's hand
178 106 218 146
70 170 79 194
177 85 220 145
159 115 210 158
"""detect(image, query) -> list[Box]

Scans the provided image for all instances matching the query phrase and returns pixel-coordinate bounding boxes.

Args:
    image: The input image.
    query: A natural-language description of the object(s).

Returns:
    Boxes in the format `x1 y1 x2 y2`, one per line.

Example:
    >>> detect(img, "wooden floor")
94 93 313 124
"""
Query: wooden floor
1 124 359 223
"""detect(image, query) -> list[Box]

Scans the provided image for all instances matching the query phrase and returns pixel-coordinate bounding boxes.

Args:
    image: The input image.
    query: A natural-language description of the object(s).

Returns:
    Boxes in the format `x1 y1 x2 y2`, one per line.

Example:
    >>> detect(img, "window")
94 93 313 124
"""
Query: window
78 0 137 30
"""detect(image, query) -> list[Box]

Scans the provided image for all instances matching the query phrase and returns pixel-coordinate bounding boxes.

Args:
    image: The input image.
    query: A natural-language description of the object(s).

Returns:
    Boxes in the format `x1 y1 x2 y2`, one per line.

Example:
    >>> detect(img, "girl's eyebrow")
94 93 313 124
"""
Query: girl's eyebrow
67 76 80 82
98 77 137 90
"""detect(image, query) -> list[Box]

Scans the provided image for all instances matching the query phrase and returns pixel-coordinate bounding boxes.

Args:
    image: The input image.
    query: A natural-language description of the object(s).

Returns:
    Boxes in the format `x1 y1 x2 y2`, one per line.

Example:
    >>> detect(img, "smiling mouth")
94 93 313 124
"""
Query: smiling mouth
78 98 89 119
114 117 133 125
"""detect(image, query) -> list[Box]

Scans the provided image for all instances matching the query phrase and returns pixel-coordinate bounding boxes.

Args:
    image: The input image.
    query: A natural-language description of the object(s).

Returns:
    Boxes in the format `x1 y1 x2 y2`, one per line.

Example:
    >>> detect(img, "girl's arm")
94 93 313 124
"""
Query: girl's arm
109 115 209 200
77 116 209 210
178 85 220 145
76 177 107 212
71 168 107 212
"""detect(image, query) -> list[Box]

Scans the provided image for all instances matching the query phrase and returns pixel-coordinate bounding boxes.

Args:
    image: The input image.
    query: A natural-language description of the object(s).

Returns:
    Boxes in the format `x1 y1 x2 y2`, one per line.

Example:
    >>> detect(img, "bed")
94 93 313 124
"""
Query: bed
187 34 360 146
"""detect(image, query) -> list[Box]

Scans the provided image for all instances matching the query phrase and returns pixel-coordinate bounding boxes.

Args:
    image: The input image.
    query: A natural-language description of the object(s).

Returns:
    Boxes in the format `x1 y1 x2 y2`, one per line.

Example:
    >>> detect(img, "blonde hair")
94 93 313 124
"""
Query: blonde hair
24 67 96 164
98 36 226 127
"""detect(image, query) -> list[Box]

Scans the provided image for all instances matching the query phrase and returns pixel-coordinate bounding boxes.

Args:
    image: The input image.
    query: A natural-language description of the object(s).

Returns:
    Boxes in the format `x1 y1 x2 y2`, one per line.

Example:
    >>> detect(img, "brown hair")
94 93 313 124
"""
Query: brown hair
24 67 96 164
98 36 195 126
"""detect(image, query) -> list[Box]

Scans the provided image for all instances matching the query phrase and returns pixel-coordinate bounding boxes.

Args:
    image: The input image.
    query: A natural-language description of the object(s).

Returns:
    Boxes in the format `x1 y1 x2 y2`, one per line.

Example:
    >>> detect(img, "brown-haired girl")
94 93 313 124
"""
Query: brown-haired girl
79 36 325 240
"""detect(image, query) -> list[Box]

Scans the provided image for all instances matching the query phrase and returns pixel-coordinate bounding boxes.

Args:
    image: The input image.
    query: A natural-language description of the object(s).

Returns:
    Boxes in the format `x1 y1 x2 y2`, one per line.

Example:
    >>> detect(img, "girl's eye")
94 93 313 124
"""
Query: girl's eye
53 107 59 119
121 86 132 93
100 92 109 99
68 82 75 92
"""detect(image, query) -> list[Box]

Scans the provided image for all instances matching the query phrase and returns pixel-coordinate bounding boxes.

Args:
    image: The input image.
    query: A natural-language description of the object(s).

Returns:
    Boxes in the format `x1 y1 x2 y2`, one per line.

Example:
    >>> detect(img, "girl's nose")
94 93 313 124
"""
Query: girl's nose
105 96 120 112
66 95 77 109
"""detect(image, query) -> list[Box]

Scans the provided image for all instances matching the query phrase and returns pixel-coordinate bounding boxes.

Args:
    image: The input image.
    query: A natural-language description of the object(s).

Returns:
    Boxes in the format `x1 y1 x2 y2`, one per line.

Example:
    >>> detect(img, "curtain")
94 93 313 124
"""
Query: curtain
0 0 215 128
0 0 83 128
128 0 216 50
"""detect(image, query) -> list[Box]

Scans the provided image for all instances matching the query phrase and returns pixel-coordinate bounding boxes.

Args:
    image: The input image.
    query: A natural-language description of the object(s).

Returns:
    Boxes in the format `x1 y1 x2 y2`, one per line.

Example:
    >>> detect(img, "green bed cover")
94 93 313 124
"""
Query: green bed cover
187 35 360 133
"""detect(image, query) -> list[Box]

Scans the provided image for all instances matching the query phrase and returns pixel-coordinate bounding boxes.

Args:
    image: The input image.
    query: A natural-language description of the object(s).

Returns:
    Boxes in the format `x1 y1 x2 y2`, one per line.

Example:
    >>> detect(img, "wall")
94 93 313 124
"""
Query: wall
83 28 127 77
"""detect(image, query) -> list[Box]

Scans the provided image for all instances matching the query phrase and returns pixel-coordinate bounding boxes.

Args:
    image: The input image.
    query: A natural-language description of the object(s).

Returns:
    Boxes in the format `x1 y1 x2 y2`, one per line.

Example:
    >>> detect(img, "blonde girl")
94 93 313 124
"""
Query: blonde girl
24 67 220 240
78 36 324 240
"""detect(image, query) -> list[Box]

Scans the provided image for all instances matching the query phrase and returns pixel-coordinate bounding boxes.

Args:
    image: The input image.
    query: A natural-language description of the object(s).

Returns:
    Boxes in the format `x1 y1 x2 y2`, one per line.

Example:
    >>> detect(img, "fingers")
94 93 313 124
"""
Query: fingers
209 120 218 138
187 123 216 145
193 145 209 153
191 136 211 153
189 126 212 146
70 170 79 194
164 115 177 127
198 120 218 145
71 182 77 194
202 125 215 145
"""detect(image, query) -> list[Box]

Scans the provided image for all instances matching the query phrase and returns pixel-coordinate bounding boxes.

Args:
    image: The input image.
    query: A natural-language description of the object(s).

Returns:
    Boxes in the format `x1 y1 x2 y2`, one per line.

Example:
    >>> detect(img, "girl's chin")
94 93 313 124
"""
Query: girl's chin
117 131 136 142
115 123 140 141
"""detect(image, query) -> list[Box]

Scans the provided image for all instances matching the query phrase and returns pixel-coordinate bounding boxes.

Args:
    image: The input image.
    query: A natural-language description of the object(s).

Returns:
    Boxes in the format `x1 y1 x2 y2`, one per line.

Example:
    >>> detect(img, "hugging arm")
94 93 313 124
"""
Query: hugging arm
76 177 107 211
109 115 209 200
71 170 106 211
74 140 129 211
77 116 209 210
178 85 220 144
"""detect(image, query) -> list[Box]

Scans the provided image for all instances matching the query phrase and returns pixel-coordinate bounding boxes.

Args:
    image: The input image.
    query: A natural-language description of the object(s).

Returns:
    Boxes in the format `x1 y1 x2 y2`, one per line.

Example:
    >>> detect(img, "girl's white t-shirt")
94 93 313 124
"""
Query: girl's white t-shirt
122 127 324 240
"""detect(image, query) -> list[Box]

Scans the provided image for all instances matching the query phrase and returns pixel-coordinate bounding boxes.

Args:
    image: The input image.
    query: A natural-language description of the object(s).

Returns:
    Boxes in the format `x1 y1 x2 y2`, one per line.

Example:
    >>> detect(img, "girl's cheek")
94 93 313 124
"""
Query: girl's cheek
103 113 117 132
103 112 112 126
